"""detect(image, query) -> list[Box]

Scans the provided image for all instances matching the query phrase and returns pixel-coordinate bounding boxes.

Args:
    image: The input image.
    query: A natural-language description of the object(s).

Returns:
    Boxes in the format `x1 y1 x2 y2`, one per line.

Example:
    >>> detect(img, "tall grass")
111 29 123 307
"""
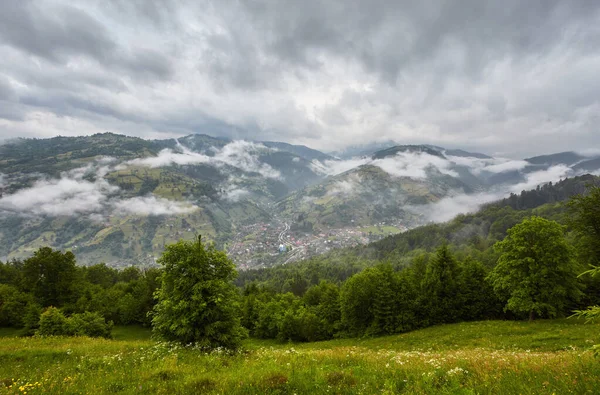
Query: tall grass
0 320 598 394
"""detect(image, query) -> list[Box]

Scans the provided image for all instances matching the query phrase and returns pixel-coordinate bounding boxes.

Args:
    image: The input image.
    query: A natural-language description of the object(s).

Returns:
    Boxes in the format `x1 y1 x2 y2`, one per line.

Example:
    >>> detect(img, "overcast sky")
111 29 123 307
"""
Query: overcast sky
0 0 599 157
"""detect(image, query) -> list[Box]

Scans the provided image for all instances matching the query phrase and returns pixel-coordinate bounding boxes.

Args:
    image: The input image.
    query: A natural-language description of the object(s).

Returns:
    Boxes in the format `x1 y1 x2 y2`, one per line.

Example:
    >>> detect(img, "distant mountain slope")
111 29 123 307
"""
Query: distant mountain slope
1 132 599 268
525 151 586 166
277 161 473 231
371 145 445 159
261 141 333 162
573 157 600 172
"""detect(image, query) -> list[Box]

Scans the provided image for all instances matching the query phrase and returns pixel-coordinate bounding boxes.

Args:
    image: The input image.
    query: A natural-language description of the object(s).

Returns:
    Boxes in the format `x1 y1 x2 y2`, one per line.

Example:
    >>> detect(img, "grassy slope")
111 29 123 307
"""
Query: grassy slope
1 320 599 394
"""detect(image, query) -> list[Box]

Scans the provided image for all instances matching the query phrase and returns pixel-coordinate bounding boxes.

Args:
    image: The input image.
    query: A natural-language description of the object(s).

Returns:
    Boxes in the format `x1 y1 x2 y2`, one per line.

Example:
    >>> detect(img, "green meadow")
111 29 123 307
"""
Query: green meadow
1 319 599 394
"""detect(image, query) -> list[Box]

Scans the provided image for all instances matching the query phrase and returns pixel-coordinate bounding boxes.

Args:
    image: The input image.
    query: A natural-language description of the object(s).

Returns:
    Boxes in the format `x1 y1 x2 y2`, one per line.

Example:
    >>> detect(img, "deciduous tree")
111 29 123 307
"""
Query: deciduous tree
152 236 246 349
489 216 581 320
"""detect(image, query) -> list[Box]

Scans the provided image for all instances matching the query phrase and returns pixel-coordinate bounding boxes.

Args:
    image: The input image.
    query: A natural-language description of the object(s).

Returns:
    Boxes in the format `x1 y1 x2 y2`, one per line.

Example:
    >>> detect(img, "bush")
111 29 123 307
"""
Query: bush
37 307 112 338
38 307 69 336
67 311 113 339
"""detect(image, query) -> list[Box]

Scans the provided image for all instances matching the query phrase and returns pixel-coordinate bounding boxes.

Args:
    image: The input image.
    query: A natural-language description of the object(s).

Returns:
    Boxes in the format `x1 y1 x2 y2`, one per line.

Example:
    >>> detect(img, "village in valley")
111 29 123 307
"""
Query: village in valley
226 218 409 270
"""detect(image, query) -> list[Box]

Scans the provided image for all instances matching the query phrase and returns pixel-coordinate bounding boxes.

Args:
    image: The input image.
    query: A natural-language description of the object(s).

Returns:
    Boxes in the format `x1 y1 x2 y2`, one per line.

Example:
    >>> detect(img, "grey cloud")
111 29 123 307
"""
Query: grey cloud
0 1 174 82
0 76 16 101
1 0 600 156
0 1 116 64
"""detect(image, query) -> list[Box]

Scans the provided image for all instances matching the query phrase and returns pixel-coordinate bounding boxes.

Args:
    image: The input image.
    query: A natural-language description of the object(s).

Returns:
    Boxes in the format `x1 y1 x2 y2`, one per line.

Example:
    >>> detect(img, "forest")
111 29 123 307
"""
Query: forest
1 176 599 348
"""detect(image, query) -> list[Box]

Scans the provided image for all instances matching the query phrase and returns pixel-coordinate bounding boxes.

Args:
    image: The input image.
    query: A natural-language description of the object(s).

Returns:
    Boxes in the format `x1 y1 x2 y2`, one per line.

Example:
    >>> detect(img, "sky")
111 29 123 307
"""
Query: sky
0 0 599 157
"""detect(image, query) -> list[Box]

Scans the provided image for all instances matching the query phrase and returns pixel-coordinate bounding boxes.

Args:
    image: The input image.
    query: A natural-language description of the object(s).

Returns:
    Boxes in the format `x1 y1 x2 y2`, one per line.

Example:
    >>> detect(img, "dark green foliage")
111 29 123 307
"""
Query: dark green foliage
21 247 78 307
421 245 463 325
67 311 113 338
489 216 582 320
152 237 247 349
38 307 112 338
568 186 600 267
459 257 502 321
0 285 33 327
340 268 379 336
84 263 119 288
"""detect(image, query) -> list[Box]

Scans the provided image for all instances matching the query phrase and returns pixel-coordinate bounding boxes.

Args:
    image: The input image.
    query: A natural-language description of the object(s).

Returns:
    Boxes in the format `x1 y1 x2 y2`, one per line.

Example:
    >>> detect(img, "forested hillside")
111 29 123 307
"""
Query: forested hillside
3 175 600 345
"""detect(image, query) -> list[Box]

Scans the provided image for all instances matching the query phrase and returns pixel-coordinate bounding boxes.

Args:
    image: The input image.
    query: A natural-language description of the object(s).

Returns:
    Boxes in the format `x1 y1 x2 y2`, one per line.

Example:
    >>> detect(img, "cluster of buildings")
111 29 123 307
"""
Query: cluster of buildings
228 220 408 270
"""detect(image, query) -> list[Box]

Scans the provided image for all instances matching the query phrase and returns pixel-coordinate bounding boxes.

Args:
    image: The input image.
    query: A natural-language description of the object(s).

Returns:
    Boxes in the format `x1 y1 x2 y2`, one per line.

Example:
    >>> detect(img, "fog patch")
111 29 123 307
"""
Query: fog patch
0 164 118 216
113 196 198 216
124 148 211 168
412 192 505 223
310 157 370 176
122 140 281 179
327 174 362 197
223 187 251 202
372 152 459 179
509 165 572 193
483 160 530 174
213 140 281 179
0 160 200 217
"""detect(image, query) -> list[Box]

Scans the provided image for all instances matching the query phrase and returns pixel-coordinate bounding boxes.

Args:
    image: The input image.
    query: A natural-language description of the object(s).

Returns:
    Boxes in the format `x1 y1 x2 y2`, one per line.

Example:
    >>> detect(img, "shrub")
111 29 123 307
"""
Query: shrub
37 307 112 338
67 311 113 339
37 307 69 336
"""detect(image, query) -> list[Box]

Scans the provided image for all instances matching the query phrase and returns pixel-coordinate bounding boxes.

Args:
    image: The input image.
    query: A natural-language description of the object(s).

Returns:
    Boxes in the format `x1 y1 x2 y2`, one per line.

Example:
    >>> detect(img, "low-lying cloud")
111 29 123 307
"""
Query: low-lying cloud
313 152 459 180
310 157 370 176
114 196 198 216
0 161 199 218
123 140 281 179
0 164 118 216
327 174 362 197
412 192 504 223
125 148 211 168
372 152 459 179
509 165 573 193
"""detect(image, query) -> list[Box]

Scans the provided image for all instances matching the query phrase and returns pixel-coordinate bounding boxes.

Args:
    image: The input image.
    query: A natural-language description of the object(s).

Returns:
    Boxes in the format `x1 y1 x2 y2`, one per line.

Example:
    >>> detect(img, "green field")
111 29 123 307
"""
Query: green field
1 320 599 394
361 225 402 235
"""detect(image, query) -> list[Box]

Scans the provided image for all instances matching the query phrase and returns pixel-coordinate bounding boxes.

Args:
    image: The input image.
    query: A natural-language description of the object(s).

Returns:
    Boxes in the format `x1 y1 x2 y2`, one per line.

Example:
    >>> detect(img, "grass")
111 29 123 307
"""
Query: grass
361 226 402 235
0 320 599 394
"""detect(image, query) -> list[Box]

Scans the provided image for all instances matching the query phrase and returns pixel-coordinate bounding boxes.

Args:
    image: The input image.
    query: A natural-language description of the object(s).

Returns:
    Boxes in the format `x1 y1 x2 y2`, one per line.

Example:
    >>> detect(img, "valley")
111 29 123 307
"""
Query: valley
1 133 599 269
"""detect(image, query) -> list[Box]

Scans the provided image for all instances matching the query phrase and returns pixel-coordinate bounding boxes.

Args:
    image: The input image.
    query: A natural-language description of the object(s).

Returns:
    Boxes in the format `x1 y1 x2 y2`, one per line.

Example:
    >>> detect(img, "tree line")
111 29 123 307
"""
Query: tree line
1 183 599 351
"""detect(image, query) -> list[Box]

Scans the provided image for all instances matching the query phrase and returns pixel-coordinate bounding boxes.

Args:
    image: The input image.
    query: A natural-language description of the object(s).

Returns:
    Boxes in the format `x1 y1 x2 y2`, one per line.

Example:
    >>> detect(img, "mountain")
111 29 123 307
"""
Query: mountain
261 141 334 162
573 157 600 172
525 151 586 167
371 145 445 160
277 146 476 233
0 133 330 266
1 133 599 268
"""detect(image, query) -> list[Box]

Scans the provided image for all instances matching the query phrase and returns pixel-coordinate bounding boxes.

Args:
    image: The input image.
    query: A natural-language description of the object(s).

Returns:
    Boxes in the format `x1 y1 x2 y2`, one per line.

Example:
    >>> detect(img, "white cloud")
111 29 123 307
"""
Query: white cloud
310 157 370 176
223 187 250 202
124 148 211 168
0 161 199 217
0 164 118 216
113 196 198 216
509 165 573 193
313 152 460 180
482 160 530 174
372 152 459 179
212 140 281 179
414 192 504 223
327 174 362 197
122 140 282 179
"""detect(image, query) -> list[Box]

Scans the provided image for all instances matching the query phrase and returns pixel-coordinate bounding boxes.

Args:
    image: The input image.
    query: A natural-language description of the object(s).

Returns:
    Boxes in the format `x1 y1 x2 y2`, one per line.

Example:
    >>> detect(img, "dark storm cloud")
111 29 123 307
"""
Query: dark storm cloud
0 0 599 156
